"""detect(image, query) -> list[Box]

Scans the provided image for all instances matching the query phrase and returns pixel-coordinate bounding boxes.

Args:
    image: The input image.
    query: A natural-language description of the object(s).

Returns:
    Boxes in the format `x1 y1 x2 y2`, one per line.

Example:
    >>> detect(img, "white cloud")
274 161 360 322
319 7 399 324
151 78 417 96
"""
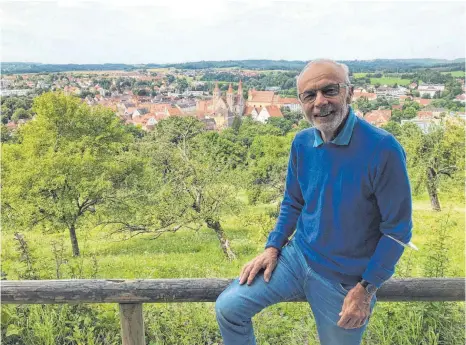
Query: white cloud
1 0 464 63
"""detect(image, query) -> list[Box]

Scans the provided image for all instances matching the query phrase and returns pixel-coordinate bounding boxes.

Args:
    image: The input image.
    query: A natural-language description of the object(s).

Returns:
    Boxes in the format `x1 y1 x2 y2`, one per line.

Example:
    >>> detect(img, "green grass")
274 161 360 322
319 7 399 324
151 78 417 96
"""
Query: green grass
355 71 465 80
2 192 464 345
352 73 411 86
147 68 173 73
440 71 465 77
370 77 411 86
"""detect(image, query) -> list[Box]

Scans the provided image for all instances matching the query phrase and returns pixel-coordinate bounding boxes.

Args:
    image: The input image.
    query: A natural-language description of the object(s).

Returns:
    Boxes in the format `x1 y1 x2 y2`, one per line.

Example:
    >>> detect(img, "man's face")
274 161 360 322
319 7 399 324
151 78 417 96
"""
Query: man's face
298 62 353 134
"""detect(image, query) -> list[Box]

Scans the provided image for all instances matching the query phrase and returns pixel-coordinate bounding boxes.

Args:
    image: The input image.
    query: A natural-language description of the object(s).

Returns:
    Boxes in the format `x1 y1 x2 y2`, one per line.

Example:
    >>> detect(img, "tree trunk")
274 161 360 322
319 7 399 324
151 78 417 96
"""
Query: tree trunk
69 224 80 257
205 218 236 261
426 167 441 212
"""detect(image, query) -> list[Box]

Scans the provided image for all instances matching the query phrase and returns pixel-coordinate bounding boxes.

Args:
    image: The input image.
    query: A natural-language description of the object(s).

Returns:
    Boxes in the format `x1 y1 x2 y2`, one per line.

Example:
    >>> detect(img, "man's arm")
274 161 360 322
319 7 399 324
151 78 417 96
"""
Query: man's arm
265 138 305 251
362 135 413 288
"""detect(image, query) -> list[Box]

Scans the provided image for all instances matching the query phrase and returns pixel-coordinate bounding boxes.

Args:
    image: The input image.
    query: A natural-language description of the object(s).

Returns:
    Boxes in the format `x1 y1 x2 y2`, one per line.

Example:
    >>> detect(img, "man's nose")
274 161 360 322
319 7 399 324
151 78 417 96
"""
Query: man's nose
314 90 328 107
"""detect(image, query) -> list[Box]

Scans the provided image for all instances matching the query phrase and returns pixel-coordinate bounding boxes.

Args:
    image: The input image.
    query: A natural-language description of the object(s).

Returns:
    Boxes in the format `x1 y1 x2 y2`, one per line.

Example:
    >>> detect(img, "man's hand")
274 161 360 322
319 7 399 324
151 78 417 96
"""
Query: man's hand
337 283 373 329
239 247 280 285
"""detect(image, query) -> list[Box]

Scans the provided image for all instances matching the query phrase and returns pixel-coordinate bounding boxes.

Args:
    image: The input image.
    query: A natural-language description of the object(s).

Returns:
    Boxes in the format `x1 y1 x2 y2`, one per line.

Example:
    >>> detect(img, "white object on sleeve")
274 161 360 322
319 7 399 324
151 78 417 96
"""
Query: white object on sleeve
385 234 419 251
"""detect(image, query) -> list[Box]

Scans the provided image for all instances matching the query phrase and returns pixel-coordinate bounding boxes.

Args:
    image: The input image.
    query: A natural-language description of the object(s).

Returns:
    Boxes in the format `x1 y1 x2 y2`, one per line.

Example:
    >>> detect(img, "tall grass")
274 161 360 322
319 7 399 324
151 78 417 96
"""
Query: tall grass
1 195 464 344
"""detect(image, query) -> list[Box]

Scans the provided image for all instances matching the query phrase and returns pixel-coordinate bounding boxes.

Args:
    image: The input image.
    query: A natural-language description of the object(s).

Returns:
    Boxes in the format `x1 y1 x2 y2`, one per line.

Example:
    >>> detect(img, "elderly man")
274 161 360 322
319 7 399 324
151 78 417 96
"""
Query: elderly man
215 59 412 345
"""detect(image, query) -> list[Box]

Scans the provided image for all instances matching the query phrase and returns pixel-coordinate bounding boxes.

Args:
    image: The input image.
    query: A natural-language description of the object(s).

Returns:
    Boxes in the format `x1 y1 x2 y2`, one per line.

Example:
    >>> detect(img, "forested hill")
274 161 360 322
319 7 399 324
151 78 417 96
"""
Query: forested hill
2 58 464 74
160 59 465 72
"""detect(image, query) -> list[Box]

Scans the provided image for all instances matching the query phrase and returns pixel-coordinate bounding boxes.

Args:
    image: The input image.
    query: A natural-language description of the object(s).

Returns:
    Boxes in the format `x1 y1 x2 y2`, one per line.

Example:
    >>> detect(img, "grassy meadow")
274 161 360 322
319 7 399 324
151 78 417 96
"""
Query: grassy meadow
352 74 411 86
1 190 464 345
353 70 465 86
369 77 411 86
440 71 465 77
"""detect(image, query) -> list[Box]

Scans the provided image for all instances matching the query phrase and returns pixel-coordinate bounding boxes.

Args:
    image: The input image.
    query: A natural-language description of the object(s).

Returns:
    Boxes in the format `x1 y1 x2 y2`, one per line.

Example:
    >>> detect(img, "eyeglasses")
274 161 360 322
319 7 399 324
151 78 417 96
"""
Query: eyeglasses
298 83 351 103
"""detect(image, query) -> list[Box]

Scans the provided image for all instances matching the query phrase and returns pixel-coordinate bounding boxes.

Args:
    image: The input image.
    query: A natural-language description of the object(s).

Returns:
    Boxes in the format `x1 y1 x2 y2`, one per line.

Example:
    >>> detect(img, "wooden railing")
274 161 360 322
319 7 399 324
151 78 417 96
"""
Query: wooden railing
2 278 464 345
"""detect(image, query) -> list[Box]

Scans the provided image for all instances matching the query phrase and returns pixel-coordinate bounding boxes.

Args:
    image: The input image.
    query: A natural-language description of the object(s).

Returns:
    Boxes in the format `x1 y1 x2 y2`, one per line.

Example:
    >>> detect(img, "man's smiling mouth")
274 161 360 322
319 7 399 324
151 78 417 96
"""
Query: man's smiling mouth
315 110 334 118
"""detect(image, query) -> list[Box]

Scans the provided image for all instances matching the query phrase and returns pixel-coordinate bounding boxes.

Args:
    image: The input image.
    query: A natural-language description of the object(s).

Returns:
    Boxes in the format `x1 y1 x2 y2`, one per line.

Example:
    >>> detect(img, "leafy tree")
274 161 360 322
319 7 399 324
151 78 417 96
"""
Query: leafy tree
246 133 294 216
135 89 148 96
165 74 176 84
431 99 464 112
403 107 418 120
11 108 31 122
1 106 11 124
231 115 242 134
375 97 390 109
442 80 464 99
402 99 421 111
281 107 304 125
282 78 295 89
1 92 140 256
102 116 244 260
1 96 33 123
1 124 15 143
355 97 373 114
235 116 282 148
266 117 294 135
390 109 403 123
381 121 402 137
421 93 431 99
297 119 312 130
177 78 189 93
123 122 146 140
398 121 464 210
79 90 95 99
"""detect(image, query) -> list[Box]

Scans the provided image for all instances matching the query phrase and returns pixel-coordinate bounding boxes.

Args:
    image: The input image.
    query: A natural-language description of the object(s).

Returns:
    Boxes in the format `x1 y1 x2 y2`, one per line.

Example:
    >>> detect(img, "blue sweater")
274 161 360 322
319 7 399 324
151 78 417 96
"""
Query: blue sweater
265 107 413 288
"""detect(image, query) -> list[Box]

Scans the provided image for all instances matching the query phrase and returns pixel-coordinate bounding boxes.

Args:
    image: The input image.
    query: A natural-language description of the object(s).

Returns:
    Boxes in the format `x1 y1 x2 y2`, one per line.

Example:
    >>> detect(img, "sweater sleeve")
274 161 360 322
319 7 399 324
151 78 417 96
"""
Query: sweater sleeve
362 135 413 288
265 138 305 251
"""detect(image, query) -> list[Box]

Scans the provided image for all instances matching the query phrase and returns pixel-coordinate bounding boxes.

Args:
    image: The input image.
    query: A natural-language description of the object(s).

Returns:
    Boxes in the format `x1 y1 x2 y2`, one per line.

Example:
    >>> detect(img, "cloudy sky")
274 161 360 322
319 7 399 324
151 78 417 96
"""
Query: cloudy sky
1 0 465 64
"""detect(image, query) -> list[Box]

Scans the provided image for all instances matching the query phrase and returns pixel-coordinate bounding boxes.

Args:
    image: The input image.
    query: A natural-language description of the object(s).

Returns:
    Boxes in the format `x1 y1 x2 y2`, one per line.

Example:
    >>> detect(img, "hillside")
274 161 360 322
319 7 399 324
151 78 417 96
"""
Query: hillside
2 58 464 74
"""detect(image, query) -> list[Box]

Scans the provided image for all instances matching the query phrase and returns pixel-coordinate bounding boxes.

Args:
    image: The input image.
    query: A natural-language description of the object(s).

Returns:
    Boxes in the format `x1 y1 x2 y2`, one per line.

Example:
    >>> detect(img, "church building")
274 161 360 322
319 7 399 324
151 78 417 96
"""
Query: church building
196 81 245 129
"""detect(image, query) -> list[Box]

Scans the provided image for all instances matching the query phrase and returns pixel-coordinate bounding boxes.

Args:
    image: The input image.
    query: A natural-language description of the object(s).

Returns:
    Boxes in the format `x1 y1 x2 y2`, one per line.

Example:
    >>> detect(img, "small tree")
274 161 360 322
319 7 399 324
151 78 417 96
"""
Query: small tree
1 92 141 256
381 121 402 138
102 116 247 260
11 108 31 122
266 117 294 135
399 121 464 211
390 109 403 123
231 115 242 134
403 107 418 119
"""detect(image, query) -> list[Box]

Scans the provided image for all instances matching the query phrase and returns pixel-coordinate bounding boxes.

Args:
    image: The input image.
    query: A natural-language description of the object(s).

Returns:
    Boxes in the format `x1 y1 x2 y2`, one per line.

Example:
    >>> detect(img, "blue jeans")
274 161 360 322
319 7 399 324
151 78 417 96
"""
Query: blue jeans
216 239 376 345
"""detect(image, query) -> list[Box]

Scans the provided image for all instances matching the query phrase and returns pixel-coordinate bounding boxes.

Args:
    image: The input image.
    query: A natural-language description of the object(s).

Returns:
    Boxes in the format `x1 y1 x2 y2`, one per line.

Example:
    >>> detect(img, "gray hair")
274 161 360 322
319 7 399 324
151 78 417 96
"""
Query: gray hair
296 59 351 97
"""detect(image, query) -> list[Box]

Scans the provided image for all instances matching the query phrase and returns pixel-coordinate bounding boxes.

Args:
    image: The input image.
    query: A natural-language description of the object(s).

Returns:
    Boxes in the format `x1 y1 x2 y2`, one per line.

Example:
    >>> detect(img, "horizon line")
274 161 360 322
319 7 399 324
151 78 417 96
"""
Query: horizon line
2 57 465 65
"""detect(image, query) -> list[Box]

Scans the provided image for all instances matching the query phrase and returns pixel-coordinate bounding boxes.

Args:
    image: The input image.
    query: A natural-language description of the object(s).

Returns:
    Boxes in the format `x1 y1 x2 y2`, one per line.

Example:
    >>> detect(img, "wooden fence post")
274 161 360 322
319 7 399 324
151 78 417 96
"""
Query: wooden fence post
119 303 145 345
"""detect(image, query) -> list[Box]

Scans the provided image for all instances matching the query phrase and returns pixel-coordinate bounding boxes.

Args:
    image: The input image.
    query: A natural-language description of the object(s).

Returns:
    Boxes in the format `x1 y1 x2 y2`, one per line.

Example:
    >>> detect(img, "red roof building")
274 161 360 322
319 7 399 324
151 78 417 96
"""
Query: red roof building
364 110 392 127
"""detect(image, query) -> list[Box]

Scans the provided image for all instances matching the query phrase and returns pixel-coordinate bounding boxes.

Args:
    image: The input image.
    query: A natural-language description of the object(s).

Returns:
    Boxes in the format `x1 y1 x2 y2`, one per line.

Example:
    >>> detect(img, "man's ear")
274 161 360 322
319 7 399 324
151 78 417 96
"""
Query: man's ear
347 85 354 104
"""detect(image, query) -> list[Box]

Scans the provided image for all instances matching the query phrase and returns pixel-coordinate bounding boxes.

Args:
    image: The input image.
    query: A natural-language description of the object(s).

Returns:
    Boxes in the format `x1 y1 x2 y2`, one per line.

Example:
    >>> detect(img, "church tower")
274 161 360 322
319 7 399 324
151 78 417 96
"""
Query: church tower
226 83 234 111
213 82 220 111
236 80 245 116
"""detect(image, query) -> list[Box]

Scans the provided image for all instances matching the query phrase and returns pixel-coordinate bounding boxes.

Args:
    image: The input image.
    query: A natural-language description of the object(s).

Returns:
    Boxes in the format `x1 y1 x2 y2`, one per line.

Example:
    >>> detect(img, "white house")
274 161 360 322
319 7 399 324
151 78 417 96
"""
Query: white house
0 79 12 88
418 84 445 98
0 89 30 96
376 86 408 99
252 105 283 123
401 118 441 133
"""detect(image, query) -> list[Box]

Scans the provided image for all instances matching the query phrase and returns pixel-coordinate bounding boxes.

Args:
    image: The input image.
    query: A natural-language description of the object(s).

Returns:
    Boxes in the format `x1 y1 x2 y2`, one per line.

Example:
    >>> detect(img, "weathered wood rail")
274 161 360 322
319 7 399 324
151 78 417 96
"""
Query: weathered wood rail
2 278 464 345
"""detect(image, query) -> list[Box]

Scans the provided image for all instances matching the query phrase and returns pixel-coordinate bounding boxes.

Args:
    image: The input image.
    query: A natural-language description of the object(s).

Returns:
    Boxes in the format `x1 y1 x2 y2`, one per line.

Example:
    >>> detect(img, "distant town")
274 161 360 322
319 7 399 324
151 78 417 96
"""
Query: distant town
1 60 465 134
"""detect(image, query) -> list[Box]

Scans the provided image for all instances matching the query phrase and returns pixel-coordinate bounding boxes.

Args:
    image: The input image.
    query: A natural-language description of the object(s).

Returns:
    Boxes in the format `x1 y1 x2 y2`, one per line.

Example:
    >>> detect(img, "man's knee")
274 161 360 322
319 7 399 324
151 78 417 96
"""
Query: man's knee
215 283 254 323
216 287 239 321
